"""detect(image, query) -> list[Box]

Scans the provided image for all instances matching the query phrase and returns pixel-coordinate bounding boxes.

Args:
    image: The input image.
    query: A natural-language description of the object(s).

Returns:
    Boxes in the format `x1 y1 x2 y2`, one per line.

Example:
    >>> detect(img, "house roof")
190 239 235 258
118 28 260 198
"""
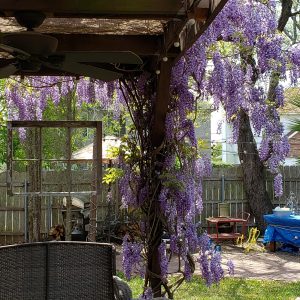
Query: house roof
280 88 300 114
72 136 121 162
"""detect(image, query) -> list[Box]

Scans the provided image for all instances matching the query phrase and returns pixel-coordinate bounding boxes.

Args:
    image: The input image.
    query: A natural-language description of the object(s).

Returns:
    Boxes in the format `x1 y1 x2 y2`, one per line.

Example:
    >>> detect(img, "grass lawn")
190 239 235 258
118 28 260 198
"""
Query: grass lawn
121 274 300 300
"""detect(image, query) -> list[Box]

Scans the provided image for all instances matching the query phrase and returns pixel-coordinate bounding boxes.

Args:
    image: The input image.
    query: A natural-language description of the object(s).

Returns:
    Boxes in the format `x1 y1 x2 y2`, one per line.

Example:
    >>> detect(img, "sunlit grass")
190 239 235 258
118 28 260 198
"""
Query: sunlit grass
118 273 300 300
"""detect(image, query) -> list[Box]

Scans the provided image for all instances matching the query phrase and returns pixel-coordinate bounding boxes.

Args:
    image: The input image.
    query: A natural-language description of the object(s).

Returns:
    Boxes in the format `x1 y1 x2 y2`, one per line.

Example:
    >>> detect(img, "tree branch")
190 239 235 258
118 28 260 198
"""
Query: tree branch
278 0 293 32
290 10 300 17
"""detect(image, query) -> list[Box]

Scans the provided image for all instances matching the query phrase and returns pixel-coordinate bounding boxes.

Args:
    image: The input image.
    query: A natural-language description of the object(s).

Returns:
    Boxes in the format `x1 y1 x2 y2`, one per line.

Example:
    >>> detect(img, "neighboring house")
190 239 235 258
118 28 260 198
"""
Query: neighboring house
195 102 212 157
287 131 300 159
72 135 121 164
213 98 300 165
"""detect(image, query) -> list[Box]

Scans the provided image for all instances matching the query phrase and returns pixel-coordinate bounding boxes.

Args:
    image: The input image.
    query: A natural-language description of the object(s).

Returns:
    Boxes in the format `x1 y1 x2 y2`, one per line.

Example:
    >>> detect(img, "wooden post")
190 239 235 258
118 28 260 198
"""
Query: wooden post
65 125 72 241
28 127 42 242
269 241 276 252
96 122 102 236
87 121 102 242
6 122 13 196
65 93 74 241
149 60 173 297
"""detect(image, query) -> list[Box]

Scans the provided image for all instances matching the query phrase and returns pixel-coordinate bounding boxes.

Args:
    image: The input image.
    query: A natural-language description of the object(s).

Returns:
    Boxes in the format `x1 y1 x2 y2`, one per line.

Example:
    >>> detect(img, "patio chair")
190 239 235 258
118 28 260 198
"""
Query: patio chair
0 241 131 300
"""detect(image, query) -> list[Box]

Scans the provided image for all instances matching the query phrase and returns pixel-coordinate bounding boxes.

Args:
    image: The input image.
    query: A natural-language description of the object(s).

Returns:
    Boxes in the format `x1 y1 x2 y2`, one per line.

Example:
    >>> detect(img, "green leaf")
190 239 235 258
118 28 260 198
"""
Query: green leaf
103 167 124 184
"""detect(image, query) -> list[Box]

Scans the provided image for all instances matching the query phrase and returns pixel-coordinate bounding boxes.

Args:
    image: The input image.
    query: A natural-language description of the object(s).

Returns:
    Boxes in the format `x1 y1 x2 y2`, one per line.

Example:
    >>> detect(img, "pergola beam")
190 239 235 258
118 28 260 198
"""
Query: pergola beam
163 0 227 60
176 0 228 59
52 34 162 56
0 0 186 19
0 34 162 56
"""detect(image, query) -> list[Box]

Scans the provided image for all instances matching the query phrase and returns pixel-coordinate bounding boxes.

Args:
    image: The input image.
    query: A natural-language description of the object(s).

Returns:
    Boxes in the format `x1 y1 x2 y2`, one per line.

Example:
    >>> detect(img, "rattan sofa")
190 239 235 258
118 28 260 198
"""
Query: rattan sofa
0 241 122 300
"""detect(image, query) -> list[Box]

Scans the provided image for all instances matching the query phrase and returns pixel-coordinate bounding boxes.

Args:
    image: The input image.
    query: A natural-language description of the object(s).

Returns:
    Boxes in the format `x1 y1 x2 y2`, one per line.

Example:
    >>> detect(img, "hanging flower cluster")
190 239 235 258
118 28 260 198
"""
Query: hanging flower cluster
178 0 300 196
117 71 231 298
4 76 122 121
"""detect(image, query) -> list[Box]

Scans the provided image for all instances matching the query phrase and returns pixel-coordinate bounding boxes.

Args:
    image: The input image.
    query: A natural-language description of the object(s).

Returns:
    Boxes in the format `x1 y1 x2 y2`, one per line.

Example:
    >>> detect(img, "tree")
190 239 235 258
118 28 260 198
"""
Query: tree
184 0 300 230
288 88 300 161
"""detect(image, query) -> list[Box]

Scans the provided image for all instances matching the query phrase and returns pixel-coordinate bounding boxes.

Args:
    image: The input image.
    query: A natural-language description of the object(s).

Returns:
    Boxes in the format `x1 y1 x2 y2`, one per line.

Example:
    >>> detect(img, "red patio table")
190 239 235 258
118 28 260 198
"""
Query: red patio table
206 216 248 243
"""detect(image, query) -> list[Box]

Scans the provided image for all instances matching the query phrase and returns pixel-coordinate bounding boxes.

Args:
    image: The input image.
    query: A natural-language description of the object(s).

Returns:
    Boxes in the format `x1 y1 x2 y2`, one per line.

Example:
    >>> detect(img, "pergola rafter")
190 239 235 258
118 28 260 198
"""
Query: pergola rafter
0 0 188 19
0 1 227 60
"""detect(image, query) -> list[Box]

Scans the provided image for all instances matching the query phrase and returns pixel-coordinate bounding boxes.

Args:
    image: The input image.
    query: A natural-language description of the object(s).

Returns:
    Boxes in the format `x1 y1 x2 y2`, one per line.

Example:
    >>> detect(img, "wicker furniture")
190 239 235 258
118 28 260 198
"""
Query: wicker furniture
0 242 116 300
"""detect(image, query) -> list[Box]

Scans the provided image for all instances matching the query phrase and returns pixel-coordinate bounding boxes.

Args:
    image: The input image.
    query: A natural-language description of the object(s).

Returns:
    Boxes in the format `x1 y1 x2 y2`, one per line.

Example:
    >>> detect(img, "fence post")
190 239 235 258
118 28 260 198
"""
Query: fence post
221 174 225 203
47 196 52 236
24 180 28 243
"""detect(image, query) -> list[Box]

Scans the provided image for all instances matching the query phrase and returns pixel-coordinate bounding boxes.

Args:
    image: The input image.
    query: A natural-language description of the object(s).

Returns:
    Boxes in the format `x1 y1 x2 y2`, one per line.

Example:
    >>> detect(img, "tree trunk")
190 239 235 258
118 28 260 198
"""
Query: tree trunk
148 226 163 297
236 0 293 230
237 110 273 230
147 191 163 298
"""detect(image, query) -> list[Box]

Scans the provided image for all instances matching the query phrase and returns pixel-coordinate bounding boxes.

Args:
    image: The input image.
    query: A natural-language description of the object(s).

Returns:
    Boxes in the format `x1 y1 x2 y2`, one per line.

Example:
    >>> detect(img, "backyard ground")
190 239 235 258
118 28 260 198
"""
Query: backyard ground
116 243 300 299
116 243 300 281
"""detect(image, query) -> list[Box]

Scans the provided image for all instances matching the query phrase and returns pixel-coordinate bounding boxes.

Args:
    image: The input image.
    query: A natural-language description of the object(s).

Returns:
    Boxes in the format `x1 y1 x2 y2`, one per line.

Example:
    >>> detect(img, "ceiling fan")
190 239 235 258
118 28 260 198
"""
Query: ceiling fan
0 11 143 81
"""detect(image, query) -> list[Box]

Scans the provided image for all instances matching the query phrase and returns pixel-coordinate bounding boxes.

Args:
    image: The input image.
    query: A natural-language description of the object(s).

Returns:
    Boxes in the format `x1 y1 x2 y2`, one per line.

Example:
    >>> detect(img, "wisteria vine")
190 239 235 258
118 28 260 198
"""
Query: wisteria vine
182 0 300 197
4 0 300 299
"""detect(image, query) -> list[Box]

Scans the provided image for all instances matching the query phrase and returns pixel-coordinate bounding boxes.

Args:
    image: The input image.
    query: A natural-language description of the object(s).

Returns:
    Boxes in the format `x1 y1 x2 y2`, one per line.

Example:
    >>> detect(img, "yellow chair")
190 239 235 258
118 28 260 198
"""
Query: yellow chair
237 227 265 253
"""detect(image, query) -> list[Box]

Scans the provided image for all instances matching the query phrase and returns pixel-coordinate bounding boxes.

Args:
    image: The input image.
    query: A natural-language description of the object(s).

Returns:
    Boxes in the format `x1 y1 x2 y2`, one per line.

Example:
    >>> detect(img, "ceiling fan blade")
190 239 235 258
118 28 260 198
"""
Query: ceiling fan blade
0 44 30 58
49 62 122 81
0 64 18 78
54 51 143 65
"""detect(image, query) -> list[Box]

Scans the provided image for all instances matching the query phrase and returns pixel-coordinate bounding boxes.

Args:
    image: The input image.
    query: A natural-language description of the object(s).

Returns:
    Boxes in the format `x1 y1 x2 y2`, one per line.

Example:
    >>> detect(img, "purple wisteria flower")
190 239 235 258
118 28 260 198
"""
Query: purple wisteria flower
158 242 168 279
274 173 283 197
227 259 235 276
210 252 224 284
139 287 153 300
184 259 193 282
198 254 213 286
122 234 143 280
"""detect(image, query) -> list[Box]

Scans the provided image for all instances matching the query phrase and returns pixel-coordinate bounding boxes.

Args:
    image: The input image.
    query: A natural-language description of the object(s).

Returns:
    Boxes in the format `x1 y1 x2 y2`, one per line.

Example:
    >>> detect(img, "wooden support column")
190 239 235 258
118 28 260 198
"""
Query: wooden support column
151 60 173 147
65 126 72 241
6 122 12 196
65 93 74 241
149 60 173 297
28 127 42 242
87 121 102 242
96 121 103 220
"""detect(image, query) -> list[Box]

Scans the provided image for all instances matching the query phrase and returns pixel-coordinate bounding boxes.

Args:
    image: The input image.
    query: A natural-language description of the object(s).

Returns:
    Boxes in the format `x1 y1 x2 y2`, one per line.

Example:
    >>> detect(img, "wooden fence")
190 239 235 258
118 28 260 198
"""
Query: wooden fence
199 166 300 224
0 170 119 245
0 166 300 244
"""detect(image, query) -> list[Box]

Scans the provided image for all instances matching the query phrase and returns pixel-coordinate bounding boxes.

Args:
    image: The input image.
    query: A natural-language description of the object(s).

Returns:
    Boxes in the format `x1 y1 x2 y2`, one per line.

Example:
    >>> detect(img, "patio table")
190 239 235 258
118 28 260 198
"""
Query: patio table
263 214 300 251
206 217 248 243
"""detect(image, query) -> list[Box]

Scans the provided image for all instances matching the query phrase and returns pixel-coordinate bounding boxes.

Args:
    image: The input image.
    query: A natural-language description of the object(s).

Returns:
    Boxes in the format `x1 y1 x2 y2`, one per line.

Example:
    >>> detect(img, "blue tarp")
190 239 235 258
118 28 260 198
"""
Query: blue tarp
264 214 300 227
263 214 300 247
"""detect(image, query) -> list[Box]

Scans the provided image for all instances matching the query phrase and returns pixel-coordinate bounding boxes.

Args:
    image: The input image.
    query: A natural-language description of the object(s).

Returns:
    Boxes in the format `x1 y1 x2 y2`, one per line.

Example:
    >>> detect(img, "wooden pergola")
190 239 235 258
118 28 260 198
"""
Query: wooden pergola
0 0 228 296
0 0 227 146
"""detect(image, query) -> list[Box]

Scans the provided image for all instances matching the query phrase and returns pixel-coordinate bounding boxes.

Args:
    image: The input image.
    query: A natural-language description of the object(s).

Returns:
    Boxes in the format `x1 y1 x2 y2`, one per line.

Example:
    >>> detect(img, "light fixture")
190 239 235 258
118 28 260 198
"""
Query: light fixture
162 56 168 62
189 18 196 25
174 41 180 48
155 70 160 75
